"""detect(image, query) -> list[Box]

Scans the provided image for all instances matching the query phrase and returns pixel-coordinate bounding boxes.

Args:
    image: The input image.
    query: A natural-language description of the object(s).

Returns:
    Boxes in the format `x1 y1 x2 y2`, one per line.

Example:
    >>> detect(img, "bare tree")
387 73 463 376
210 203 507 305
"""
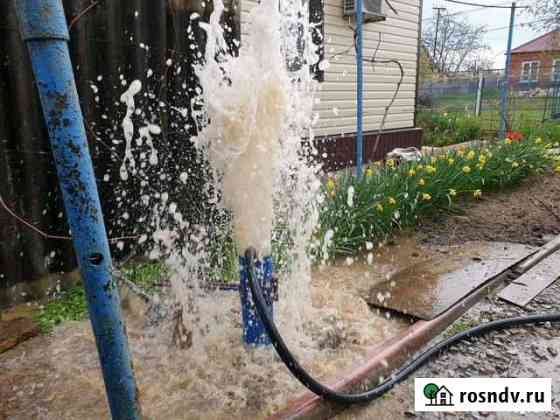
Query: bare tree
423 14 488 73
525 0 560 31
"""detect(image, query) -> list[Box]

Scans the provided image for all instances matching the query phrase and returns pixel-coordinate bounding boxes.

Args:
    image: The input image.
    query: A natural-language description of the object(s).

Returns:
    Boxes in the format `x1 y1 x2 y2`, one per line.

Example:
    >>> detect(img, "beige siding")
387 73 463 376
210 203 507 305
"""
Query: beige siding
240 0 421 137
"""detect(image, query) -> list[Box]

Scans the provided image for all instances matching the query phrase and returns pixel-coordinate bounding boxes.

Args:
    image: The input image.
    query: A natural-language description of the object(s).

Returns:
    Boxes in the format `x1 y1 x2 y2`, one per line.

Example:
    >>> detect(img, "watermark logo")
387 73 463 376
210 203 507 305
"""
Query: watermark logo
415 378 552 412
423 382 454 407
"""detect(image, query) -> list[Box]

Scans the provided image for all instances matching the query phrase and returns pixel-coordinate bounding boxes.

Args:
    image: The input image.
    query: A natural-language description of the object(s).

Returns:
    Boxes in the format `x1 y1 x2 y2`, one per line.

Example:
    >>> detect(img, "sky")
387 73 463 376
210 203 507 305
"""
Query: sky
422 0 546 68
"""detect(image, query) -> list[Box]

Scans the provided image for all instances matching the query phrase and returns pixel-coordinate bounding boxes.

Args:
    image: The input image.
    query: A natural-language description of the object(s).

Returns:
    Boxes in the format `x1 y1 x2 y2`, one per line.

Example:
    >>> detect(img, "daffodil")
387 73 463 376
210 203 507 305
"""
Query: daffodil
326 178 336 191
457 150 465 157
447 158 455 165
425 165 437 174
512 161 519 168
555 165 560 174
505 138 512 145
376 203 384 212
467 150 476 160
473 189 482 199
386 159 396 169
535 137 543 144
449 189 457 197
388 196 397 205
418 178 426 186
408 168 416 177
479 154 487 164
422 193 432 201
366 167 374 177
416 164 424 171
462 166 471 174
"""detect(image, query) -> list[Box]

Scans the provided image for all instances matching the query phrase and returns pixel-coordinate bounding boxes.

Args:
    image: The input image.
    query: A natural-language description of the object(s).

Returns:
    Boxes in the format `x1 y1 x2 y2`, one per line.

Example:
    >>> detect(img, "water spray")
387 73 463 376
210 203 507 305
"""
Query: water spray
245 247 560 404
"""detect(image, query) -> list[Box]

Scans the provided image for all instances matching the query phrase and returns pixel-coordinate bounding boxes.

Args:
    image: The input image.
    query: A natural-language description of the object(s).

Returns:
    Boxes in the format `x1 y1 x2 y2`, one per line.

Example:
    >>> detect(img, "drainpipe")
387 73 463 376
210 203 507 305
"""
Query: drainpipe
355 0 364 178
15 1 141 418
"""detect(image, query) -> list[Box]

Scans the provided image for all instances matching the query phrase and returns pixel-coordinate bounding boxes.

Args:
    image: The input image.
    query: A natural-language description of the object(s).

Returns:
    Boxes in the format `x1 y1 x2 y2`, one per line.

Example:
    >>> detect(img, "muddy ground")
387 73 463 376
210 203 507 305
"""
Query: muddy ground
419 175 560 247
336 175 560 420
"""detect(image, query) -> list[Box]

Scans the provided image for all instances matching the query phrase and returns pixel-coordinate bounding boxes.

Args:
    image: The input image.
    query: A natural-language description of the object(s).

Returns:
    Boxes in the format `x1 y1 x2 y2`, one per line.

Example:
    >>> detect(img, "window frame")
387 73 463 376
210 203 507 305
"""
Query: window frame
520 60 540 82
552 59 560 82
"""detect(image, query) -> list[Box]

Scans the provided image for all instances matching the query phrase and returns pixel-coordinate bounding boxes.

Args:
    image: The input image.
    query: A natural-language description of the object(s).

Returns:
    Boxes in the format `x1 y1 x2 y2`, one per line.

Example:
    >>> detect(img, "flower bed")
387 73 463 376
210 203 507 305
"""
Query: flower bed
318 137 558 256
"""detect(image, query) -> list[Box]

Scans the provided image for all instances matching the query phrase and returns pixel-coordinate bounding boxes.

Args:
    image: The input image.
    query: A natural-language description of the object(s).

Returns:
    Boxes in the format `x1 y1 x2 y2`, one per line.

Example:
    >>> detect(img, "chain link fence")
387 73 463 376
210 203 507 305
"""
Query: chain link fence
417 67 560 145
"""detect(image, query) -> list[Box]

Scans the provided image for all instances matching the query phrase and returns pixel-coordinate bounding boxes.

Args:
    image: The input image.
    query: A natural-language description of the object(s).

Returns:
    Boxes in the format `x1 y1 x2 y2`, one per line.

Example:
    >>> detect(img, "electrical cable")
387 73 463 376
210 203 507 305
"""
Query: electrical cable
443 0 529 9
245 247 560 404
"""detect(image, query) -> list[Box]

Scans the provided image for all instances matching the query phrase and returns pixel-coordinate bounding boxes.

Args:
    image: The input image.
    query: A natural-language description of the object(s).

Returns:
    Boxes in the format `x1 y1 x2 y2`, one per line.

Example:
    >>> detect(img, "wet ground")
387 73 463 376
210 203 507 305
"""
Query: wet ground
336 176 560 420
1 176 559 419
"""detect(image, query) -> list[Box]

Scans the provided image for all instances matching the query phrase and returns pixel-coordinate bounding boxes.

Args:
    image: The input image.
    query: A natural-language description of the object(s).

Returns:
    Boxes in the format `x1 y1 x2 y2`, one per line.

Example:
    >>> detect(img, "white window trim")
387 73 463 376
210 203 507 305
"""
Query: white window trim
521 60 540 82
552 59 560 82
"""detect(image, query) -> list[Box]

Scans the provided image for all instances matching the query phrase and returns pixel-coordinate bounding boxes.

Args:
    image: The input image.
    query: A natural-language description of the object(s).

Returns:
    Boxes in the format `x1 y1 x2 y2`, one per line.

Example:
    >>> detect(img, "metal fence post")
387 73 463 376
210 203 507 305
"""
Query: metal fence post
15 1 142 418
475 72 484 117
499 2 516 138
355 0 364 178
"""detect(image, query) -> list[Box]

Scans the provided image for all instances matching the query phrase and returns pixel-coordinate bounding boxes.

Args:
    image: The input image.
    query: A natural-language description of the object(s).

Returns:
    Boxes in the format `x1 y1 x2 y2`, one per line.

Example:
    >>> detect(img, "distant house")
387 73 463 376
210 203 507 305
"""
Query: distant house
510 30 560 89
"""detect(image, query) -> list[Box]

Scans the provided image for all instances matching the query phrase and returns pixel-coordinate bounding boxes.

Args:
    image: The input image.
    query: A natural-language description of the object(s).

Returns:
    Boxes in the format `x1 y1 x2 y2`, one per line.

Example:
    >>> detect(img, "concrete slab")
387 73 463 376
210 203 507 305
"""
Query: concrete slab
366 242 534 320
498 250 560 307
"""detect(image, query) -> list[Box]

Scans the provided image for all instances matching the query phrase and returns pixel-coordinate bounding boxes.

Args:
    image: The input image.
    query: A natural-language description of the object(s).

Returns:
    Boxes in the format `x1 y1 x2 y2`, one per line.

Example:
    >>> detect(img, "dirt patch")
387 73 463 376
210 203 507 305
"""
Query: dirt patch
418 175 560 247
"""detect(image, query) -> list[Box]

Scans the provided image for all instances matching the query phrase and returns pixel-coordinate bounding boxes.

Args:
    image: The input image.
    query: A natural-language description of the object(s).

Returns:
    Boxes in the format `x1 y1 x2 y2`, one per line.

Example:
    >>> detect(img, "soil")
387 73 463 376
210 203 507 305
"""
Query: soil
418 175 560 247
336 175 560 420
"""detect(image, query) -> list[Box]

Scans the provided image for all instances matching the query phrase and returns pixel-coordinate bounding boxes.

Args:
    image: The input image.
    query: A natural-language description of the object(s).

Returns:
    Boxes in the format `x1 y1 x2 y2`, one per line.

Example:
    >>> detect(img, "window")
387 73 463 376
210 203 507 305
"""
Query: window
552 59 560 82
521 61 540 82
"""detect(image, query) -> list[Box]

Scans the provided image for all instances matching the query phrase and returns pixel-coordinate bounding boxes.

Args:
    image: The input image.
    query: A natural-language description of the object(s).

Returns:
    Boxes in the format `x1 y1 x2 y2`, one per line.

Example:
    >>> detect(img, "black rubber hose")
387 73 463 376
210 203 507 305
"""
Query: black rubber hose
244 248 560 405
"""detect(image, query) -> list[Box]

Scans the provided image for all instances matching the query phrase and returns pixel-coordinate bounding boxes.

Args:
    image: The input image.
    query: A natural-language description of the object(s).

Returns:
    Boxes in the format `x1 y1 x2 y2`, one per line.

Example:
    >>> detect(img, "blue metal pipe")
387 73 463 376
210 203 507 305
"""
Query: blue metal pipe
355 0 364 178
15 1 141 418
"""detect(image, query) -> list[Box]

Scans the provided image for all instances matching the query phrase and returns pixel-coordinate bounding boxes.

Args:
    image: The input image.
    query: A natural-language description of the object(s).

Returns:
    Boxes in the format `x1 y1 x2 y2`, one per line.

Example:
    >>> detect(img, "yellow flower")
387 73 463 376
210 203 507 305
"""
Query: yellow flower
408 168 416 177
376 203 384 212
366 168 374 177
479 154 487 163
388 196 397 205
505 138 512 145
386 159 396 169
418 178 426 186
457 149 465 157
447 158 455 165
512 161 519 168
467 150 476 160
555 166 560 174
449 189 457 197
473 189 482 199
535 137 543 144
425 165 436 175
326 178 336 191
487 151 493 158
476 163 485 171
422 193 432 201
462 166 471 174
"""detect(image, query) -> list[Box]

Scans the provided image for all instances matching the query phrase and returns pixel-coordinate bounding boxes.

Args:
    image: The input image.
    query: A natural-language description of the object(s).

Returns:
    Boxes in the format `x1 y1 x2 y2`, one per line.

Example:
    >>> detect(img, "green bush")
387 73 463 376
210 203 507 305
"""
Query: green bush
34 287 89 333
318 137 554 257
519 122 560 145
418 112 483 147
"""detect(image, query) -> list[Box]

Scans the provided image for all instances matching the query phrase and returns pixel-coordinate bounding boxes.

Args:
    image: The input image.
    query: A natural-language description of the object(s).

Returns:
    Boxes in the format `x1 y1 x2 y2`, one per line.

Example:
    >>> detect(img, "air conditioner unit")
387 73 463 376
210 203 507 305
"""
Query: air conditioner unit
343 0 386 22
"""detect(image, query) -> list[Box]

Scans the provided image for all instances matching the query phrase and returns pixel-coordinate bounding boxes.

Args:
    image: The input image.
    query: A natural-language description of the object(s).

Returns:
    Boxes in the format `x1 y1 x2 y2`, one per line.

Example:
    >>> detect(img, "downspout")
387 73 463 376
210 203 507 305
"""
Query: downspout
355 0 364 178
15 1 141 418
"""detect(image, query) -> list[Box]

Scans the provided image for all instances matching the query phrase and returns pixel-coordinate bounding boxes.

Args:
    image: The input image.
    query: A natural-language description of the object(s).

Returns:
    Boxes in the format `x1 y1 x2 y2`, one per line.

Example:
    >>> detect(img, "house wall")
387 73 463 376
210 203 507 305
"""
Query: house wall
240 0 423 166
511 51 560 88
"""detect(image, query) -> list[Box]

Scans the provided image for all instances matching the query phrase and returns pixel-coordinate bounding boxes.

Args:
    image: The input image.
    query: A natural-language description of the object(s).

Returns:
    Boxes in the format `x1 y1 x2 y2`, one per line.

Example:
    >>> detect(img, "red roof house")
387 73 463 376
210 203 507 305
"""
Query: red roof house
510 30 560 88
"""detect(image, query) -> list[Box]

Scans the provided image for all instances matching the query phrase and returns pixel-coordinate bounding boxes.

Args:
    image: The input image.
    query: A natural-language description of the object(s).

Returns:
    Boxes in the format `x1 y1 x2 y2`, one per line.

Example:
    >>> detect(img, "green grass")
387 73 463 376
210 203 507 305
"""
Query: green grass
317 137 555 257
444 319 477 338
34 287 89 333
121 261 168 293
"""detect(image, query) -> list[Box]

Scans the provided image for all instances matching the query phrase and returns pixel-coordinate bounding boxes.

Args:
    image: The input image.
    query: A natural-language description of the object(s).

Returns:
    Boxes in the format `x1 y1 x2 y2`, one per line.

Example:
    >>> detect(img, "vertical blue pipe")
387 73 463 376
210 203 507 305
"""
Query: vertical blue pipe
15 1 141 418
500 2 516 139
355 0 364 178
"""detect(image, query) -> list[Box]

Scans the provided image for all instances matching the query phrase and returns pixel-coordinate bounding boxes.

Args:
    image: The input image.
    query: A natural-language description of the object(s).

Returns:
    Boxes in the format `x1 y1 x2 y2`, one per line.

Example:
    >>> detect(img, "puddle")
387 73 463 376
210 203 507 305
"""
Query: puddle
367 242 534 320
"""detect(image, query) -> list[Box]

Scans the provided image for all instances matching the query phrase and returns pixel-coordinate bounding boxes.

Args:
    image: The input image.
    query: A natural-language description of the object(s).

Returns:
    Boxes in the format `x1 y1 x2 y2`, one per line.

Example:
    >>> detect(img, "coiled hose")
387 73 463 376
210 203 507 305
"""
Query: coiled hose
245 248 560 404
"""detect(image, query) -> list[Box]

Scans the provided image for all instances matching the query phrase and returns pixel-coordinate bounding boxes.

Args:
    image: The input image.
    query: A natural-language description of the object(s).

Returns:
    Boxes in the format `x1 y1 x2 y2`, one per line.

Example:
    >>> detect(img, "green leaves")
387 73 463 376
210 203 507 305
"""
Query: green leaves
318 138 554 258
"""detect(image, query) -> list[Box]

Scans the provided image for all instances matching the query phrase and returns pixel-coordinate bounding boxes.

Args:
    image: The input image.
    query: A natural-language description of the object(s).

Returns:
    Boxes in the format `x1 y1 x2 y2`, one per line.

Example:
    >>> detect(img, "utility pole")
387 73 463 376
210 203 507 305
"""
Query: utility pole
433 7 446 70
500 2 516 138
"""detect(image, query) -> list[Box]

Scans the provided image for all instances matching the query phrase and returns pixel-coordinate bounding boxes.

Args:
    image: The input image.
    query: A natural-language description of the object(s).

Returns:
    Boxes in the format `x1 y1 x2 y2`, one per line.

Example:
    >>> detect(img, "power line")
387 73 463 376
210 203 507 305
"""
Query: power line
443 0 529 9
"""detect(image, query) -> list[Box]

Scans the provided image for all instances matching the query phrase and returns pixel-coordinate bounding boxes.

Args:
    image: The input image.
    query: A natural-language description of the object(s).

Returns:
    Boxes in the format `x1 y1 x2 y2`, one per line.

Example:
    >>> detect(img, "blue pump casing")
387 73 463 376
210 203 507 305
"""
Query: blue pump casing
239 255 277 346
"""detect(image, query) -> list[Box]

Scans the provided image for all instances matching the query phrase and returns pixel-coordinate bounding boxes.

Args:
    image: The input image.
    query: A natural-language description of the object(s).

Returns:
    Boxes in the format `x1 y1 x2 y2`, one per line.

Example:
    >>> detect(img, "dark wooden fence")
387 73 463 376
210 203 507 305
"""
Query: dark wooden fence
0 0 238 305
